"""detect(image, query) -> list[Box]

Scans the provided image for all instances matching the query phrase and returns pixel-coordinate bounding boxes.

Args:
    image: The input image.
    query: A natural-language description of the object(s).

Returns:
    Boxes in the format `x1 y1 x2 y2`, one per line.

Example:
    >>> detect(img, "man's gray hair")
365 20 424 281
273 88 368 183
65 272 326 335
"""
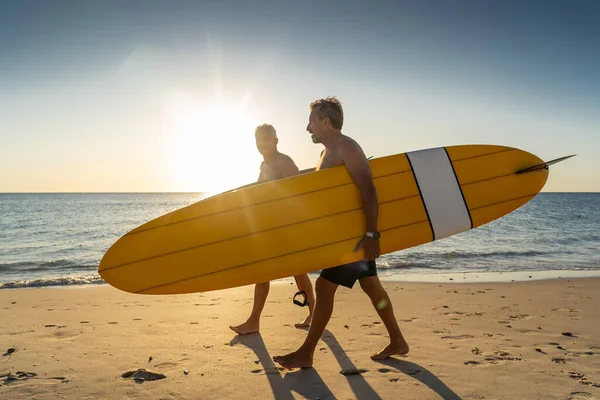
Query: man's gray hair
255 123 277 138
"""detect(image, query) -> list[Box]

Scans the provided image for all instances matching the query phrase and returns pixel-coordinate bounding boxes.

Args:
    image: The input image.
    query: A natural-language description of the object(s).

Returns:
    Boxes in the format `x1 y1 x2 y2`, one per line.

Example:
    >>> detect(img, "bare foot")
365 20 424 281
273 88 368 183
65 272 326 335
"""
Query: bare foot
272 351 313 370
294 314 312 329
371 341 410 360
229 320 259 335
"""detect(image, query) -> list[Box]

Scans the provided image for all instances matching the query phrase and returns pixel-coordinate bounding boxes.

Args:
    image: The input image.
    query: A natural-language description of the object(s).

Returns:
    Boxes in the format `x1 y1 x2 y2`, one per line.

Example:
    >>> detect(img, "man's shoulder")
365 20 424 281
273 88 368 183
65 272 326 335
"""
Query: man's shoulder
277 152 297 165
339 135 365 155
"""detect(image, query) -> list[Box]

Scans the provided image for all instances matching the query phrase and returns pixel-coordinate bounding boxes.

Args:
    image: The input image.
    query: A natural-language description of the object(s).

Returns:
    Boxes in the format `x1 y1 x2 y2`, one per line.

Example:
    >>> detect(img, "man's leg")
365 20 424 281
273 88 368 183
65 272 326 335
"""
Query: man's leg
293 274 315 328
273 276 338 369
359 276 409 359
229 282 270 335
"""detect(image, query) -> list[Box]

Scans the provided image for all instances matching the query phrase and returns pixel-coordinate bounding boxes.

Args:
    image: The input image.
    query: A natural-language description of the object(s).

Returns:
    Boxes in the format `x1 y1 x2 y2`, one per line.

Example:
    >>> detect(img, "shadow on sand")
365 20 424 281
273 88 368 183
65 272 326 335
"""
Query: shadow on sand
230 333 335 400
373 357 462 400
231 329 461 400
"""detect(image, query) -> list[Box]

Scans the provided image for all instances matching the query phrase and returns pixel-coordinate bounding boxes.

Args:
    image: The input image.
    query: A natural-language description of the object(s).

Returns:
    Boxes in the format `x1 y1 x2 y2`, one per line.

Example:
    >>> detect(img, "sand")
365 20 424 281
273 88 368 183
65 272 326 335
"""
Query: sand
1 277 599 399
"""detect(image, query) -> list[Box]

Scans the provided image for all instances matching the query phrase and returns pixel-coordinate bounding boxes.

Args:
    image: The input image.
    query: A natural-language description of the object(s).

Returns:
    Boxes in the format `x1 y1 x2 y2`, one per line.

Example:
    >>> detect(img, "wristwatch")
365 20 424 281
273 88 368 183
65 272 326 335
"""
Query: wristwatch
365 231 380 240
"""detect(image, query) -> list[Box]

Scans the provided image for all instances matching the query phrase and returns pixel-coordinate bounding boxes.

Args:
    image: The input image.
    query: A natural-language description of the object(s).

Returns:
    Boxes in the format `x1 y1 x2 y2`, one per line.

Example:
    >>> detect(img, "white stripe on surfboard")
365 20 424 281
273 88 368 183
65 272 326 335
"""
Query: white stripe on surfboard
406 147 472 240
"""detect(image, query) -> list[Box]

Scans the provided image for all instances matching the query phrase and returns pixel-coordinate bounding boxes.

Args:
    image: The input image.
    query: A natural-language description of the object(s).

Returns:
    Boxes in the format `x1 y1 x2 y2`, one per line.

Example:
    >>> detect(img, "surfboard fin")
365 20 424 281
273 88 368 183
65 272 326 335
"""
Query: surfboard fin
516 154 576 174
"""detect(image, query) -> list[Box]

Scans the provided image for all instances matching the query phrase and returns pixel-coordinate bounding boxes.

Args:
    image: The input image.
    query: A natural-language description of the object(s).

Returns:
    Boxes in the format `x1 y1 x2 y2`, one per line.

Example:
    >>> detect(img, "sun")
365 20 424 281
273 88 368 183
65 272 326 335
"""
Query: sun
166 93 262 195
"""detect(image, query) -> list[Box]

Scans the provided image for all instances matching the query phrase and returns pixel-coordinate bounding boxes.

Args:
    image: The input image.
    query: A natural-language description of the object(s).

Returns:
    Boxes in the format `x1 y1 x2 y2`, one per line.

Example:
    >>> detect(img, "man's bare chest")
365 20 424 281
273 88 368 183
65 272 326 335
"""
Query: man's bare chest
317 149 344 170
259 162 282 182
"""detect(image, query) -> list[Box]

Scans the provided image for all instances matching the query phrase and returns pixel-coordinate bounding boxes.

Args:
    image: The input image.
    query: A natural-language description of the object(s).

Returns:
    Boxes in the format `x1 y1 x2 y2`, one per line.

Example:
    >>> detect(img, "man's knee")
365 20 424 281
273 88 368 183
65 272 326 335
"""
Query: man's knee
359 276 378 292
316 276 338 297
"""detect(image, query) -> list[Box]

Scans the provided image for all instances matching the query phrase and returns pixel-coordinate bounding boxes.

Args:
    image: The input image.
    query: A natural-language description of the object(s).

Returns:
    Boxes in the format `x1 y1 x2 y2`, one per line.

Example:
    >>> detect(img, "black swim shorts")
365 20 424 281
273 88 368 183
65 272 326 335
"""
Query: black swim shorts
319 259 378 288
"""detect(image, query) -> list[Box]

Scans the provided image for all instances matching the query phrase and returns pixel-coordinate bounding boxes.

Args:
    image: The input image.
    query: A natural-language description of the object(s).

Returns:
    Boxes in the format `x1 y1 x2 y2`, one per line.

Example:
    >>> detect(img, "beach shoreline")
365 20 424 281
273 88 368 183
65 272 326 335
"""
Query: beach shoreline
3 268 600 291
1 277 599 399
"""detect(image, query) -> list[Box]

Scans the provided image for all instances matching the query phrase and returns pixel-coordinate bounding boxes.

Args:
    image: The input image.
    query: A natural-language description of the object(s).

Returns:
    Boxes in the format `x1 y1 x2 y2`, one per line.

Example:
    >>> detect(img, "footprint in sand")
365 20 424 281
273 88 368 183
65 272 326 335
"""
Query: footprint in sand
2 347 17 358
399 318 418 323
464 361 481 365
509 314 530 320
79 321 90 324
1 371 68 385
569 371 586 380
568 372 600 387
568 392 596 400
441 335 475 340
378 368 393 373
483 350 522 363
251 367 284 375
153 358 191 368
361 322 382 328
444 311 467 316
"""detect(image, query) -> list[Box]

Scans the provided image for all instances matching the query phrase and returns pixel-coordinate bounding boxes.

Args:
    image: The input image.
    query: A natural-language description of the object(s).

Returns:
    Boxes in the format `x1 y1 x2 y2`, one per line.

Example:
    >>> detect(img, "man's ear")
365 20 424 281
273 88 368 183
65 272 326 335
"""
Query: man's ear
274 138 279 145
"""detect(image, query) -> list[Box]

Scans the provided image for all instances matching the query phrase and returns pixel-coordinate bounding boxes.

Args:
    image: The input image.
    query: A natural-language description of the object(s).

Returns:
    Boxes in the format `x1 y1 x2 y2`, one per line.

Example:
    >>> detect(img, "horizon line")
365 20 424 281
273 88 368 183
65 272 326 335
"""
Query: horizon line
1 191 598 195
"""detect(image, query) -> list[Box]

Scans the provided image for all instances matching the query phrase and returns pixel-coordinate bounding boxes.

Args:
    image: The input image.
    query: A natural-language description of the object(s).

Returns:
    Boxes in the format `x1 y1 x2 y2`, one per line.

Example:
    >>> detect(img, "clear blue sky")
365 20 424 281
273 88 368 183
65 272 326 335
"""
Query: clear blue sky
1 0 598 192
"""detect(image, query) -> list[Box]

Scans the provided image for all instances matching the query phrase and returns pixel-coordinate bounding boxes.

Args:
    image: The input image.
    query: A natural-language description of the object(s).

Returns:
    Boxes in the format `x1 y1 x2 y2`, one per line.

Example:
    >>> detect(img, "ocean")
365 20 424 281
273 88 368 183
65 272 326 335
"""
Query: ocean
1 192 599 289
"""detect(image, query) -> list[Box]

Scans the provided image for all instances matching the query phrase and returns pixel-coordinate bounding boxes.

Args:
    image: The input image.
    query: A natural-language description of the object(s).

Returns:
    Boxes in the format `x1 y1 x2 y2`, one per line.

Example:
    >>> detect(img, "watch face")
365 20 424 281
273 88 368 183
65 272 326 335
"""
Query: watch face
373 232 380 240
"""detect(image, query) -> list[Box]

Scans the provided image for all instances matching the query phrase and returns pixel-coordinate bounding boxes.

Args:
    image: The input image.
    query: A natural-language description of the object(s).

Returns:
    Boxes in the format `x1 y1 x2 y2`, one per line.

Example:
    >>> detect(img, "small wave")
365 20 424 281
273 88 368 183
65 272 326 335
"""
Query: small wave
378 260 443 270
379 249 552 269
0 275 106 289
0 260 98 273
437 250 549 259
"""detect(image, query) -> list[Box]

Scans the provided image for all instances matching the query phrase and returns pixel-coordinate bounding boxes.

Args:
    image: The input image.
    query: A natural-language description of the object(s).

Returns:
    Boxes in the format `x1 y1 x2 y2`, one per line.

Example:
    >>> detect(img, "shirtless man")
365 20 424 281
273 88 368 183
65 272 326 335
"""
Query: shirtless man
272 97 409 369
229 124 315 335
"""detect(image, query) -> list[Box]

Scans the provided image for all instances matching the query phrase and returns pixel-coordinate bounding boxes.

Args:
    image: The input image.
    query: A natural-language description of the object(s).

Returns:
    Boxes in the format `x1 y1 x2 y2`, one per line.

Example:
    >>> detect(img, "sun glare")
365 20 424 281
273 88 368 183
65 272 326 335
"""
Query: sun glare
167 93 262 195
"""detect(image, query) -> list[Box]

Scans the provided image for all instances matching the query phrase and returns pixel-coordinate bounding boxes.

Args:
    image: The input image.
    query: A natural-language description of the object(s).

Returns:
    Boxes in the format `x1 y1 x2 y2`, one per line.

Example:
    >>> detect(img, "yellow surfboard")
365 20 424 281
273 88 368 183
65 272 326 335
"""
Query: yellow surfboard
98 144 574 295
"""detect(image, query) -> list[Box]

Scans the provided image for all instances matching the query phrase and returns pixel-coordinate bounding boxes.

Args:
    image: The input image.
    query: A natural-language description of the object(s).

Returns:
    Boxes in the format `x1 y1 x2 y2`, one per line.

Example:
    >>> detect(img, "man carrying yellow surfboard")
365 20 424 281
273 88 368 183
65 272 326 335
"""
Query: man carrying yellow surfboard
273 97 410 369
229 124 316 335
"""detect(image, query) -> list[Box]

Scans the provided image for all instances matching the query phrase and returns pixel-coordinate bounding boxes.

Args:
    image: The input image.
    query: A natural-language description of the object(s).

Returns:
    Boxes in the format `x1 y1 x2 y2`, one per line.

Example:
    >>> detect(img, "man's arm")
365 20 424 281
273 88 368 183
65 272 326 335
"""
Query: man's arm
340 140 380 260
340 140 378 232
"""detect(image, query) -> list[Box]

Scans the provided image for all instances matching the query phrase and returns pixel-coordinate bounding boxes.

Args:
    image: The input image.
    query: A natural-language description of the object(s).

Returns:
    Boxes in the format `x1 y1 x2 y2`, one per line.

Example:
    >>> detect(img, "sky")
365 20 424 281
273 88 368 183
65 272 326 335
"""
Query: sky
0 0 598 193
